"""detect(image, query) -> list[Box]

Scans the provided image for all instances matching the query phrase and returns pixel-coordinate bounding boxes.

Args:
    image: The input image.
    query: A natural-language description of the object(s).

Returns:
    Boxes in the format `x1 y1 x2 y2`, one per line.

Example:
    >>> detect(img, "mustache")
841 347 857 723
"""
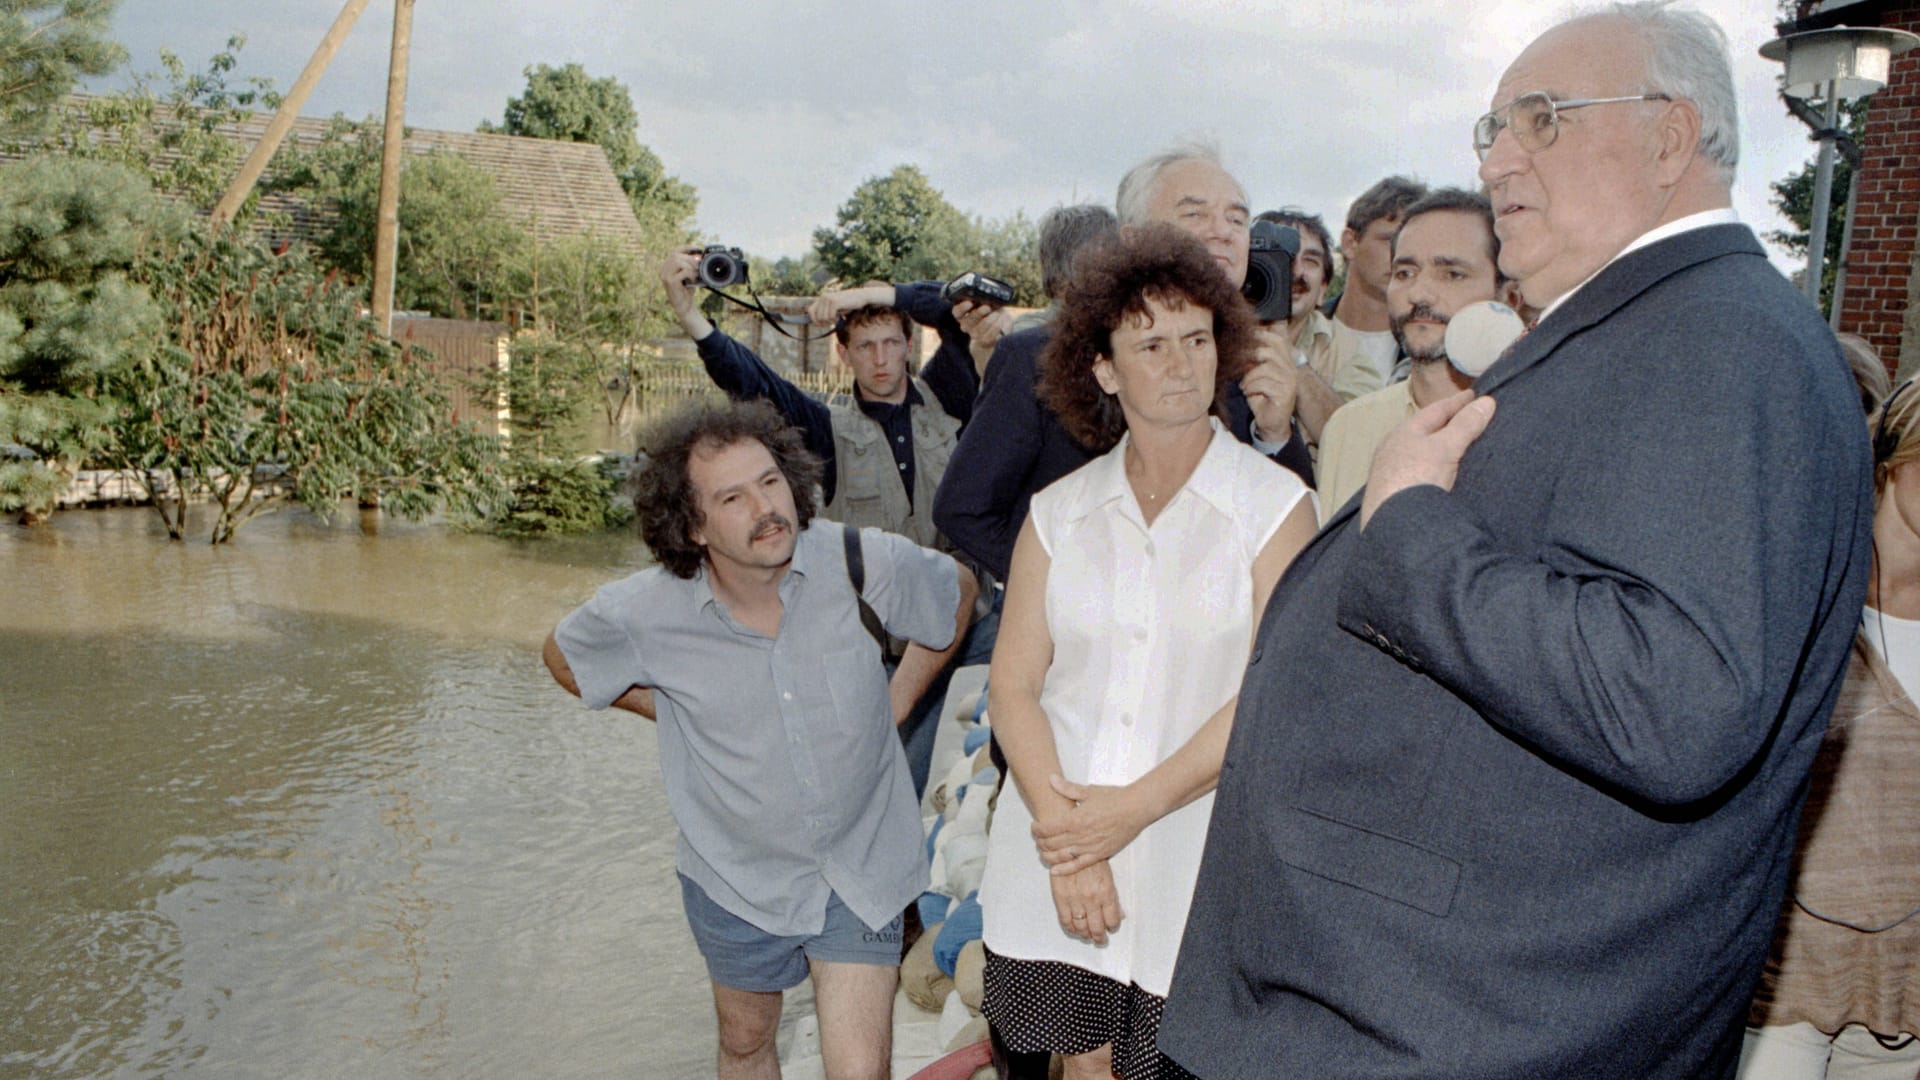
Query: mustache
1392 303 1451 362
750 513 793 540
1394 303 1447 327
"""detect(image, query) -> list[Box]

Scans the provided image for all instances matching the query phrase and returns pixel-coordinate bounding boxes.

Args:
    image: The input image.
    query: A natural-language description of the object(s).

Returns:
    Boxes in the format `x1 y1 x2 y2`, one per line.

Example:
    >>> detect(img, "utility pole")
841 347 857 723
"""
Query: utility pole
210 0 372 225
371 0 416 336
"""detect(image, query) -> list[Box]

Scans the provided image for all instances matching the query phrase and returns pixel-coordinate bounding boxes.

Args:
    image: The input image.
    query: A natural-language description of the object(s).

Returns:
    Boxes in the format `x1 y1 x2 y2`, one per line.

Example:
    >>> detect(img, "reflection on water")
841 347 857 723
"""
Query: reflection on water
1 507 713 1077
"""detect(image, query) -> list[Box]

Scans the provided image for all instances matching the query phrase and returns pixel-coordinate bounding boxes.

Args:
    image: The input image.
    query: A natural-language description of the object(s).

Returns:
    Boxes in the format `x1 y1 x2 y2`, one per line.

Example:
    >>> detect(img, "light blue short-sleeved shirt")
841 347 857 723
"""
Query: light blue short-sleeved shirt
554 520 957 936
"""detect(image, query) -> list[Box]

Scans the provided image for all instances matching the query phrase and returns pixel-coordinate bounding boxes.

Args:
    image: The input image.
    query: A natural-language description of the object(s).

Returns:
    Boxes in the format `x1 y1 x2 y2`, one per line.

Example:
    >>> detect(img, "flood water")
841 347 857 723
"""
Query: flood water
1 505 717 1077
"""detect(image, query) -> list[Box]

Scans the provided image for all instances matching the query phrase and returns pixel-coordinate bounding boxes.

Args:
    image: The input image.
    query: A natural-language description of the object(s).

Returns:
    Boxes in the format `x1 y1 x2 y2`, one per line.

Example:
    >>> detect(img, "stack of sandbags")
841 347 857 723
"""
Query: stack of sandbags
905 684 1000 1061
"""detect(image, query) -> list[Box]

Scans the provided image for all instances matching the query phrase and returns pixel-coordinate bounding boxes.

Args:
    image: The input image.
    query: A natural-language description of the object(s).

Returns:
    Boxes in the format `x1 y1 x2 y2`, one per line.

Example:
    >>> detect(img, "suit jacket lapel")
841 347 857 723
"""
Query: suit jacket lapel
1473 223 1764 397
1323 223 1764 556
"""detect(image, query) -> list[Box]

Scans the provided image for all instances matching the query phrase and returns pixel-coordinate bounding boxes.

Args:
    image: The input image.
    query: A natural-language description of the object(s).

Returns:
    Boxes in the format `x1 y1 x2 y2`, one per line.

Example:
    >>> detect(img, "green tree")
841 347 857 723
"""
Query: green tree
813 165 976 286
0 156 169 522
480 62 696 238
2 155 495 540
517 229 663 426
1768 98 1868 312
520 231 653 343
271 118 532 320
971 211 1043 307
394 153 532 319
103 223 503 543
483 332 623 536
0 0 123 139
48 37 280 211
478 232 647 536
810 167 1044 304
754 251 828 296
277 119 658 537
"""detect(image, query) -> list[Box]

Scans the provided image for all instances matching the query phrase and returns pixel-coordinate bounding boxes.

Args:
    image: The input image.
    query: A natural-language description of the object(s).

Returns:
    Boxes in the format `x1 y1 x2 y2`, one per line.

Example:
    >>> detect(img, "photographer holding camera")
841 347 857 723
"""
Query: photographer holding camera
805 277 1013 427
660 246 965 547
660 246 994 797
1239 208 1382 457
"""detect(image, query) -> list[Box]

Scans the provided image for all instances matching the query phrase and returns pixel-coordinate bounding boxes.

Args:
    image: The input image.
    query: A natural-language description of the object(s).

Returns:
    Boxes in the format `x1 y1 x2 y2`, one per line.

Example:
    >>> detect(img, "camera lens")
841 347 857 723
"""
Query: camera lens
699 253 737 289
1243 260 1283 322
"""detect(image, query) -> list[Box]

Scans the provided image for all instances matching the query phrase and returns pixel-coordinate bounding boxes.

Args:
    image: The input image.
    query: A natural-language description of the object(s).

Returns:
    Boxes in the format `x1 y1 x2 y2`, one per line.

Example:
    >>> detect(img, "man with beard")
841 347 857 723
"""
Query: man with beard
543 400 976 1080
1161 4 1871 1075
1239 208 1382 458
1315 189 1512 515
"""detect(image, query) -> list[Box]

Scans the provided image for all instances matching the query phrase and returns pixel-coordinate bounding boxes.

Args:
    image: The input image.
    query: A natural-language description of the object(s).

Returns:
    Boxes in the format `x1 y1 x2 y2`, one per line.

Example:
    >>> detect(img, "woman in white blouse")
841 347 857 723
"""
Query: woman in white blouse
976 225 1318 1080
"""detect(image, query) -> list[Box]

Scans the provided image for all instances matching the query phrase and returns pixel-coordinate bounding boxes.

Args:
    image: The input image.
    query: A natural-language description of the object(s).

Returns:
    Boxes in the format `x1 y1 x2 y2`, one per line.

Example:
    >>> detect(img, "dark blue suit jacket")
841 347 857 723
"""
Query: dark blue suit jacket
1161 224 1873 1078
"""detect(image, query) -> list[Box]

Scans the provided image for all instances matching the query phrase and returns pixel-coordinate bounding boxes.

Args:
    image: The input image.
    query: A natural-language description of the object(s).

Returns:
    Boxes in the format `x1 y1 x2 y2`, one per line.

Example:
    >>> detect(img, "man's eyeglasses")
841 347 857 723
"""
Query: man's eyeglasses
1472 91 1671 161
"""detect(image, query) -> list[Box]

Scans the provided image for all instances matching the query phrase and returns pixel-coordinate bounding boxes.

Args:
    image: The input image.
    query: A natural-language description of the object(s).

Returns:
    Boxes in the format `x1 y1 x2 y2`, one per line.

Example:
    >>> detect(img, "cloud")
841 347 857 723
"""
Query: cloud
93 0 1818 271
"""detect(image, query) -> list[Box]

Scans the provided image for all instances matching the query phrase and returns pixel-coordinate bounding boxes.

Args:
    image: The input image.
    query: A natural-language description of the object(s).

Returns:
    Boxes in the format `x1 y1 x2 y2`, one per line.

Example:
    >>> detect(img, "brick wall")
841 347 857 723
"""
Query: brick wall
1836 1 1920 377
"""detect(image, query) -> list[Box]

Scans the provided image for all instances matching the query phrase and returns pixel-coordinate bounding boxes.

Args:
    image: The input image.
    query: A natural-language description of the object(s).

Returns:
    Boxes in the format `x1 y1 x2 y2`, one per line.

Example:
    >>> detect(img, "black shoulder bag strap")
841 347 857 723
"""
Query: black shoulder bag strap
842 524 891 654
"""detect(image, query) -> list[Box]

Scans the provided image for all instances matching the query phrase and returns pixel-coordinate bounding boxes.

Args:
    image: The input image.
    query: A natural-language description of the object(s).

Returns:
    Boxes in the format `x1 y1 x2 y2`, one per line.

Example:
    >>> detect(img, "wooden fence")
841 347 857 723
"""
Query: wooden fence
620 360 854 427
393 315 510 437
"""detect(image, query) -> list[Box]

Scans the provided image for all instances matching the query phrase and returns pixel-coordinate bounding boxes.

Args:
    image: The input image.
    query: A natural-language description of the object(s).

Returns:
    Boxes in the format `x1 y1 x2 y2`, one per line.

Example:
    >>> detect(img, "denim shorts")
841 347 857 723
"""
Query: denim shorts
677 873 903 992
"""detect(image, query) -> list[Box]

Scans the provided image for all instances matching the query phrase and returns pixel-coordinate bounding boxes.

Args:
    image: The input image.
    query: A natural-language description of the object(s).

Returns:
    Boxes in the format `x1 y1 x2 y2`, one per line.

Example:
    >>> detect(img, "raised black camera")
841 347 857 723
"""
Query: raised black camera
941 271 1016 308
697 245 749 289
1243 221 1300 323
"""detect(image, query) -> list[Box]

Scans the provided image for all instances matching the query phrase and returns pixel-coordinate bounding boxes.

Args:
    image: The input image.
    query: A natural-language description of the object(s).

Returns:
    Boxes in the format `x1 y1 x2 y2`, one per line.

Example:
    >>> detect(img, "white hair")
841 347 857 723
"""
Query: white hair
1114 139 1239 226
1586 1 1740 183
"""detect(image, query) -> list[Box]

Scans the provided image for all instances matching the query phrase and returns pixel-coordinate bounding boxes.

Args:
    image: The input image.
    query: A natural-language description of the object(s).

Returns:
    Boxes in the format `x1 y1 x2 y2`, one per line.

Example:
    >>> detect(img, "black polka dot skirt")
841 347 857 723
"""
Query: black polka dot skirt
981 946 1197 1080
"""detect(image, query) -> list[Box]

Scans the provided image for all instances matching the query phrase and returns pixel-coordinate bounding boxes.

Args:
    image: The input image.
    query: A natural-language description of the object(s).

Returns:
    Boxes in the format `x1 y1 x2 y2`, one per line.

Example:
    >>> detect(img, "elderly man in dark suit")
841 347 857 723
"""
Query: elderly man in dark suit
1157 5 1874 1078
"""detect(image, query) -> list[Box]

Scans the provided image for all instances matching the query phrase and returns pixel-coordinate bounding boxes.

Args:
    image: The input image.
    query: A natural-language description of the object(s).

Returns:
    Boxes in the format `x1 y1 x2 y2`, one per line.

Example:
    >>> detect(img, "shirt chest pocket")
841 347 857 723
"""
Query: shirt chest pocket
815 644 892 755
838 435 893 506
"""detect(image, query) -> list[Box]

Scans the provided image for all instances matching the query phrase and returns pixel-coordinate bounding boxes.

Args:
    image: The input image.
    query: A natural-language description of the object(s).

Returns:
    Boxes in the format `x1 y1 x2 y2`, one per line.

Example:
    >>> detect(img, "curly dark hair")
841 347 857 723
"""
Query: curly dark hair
631 399 822 579
1039 224 1258 452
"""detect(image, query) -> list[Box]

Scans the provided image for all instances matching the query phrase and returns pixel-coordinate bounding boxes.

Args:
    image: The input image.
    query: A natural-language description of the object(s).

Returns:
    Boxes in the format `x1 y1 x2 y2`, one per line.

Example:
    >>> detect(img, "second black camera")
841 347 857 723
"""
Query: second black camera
1242 221 1300 323
942 271 1016 308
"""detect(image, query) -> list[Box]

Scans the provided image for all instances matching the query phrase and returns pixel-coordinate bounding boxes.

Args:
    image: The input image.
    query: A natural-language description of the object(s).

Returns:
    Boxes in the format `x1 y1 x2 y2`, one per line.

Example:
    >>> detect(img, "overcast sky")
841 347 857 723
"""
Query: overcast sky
96 0 1821 273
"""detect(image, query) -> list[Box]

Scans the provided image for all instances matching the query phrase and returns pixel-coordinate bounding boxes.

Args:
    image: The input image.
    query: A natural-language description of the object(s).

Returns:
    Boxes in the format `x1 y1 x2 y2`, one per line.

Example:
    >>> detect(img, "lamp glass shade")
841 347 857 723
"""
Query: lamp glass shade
1761 27 1920 101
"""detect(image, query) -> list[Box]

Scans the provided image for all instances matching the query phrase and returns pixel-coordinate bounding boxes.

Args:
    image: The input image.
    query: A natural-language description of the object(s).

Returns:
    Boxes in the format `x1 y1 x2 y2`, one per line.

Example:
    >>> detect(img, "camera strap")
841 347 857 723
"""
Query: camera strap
842 523 900 660
708 281 838 343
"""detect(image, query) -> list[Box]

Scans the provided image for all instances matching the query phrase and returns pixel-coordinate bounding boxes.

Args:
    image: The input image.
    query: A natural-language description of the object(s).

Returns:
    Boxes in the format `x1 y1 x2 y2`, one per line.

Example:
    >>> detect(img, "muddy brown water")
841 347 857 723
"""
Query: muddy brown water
1 505 716 1077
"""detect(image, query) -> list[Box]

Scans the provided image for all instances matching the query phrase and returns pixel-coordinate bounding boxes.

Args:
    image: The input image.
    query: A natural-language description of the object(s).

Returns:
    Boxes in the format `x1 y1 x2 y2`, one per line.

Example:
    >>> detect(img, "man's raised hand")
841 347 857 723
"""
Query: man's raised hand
1359 389 1497 528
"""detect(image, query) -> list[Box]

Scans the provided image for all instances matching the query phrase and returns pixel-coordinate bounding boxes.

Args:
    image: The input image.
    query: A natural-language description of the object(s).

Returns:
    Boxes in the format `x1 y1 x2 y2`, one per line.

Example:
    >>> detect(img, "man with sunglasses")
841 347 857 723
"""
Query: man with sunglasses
1161 5 1872 1077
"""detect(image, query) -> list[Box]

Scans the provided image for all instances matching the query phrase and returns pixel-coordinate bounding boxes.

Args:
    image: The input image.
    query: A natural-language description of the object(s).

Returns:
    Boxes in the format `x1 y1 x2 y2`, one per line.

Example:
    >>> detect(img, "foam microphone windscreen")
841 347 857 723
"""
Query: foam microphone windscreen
1442 300 1525 378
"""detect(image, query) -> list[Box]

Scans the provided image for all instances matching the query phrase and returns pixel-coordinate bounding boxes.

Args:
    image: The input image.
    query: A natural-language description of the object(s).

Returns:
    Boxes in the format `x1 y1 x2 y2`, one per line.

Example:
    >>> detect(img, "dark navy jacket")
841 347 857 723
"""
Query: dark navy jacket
1161 224 1873 1079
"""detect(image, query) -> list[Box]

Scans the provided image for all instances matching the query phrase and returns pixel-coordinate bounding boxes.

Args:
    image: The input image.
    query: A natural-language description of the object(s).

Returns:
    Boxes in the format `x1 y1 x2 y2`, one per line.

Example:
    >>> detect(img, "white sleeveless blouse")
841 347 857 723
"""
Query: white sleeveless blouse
978 420 1307 995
